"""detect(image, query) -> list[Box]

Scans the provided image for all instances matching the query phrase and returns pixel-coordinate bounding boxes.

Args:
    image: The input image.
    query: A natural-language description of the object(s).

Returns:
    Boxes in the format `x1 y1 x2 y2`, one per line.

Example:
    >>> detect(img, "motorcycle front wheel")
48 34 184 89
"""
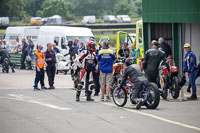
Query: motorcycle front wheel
144 83 160 109
171 76 180 99
112 87 127 107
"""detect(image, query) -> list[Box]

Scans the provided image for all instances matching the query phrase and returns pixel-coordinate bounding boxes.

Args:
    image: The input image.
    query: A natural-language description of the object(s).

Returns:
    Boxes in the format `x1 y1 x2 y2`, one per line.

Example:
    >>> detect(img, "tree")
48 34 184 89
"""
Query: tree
114 0 131 15
36 0 74 19
0 0 25 18
24 0 45 17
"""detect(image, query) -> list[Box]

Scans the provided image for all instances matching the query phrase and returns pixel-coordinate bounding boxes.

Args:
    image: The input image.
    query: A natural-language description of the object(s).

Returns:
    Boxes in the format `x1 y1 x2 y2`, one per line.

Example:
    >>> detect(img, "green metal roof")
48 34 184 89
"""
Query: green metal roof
142 0 200 23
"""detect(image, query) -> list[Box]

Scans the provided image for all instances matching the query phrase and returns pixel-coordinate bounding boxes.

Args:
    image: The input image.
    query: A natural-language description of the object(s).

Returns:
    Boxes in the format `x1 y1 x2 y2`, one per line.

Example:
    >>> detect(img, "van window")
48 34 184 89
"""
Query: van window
54 37 59 46
139 28 143 43
61 37 67 49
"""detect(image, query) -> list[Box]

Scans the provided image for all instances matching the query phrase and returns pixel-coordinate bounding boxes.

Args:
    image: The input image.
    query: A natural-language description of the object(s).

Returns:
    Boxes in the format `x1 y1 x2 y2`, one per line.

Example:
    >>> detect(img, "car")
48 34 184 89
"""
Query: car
116 15 131 23
30 17 43 25
104 15 117 23
82 16 96 24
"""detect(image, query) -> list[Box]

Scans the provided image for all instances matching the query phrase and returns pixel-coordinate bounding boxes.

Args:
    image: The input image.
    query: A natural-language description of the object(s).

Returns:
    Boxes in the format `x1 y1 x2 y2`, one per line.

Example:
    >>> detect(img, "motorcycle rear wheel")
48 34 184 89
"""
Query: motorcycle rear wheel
145 83 160 109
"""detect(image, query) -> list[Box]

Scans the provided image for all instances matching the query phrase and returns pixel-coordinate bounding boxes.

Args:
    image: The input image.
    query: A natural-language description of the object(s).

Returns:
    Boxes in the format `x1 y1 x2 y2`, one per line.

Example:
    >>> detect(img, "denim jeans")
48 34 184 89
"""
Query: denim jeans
189 69 198 96
33 68 45 88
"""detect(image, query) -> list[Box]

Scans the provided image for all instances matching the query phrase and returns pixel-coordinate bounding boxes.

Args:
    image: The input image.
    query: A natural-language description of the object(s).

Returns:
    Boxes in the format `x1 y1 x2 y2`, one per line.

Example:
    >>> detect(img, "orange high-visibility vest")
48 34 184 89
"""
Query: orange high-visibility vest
35 51 45 68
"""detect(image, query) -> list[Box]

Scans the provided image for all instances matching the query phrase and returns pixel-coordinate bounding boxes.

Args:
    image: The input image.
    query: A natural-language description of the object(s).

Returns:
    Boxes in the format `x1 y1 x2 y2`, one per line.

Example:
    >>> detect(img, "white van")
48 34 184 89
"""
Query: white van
4 26 40 50
82 16 96 24
37 26 94 54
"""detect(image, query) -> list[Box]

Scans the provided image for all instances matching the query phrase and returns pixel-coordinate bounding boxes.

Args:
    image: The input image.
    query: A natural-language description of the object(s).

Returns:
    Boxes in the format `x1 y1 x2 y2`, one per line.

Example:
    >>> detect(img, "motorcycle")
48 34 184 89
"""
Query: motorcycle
112 78 160 109
56 53 71 75
0 49 10 73
110 58 126 95
70 55 80 89
159 56 180 99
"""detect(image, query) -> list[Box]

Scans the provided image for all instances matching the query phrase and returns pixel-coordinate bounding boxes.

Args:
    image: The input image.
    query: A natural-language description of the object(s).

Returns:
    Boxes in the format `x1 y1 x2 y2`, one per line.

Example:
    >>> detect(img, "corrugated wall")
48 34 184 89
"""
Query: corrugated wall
142 0 200 23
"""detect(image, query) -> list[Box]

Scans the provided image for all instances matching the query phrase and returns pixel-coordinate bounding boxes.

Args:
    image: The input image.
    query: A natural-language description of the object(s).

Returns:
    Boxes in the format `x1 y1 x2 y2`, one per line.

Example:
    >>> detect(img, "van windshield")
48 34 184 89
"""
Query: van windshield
66 36 91 46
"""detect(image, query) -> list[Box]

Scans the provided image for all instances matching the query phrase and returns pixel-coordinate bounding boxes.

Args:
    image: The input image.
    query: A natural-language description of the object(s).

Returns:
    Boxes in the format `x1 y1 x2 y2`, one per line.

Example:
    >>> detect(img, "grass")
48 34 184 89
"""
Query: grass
0 29 5 34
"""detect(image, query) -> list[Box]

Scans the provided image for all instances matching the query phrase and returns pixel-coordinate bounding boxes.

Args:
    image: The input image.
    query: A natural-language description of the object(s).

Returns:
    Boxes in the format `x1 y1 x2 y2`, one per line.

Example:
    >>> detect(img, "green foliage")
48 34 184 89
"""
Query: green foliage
0 0 25 17
0 0 142 23
114 0 131 15
94 34 117 47
37 0 74 19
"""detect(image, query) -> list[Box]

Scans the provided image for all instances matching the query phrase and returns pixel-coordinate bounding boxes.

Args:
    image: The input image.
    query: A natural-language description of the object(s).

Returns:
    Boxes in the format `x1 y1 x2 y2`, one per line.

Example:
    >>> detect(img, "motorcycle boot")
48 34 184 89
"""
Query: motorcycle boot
86 91 94 101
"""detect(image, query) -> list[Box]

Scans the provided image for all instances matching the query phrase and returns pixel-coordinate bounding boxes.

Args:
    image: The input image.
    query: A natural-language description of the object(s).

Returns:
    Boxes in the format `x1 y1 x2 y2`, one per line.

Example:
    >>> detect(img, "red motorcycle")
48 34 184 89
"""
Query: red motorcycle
159 56 180 99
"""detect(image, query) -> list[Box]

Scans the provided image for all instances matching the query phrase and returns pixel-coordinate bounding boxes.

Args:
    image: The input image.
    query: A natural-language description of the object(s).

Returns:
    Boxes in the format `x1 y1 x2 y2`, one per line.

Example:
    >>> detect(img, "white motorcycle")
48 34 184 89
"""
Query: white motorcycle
56 53 71 75
70 55 81 89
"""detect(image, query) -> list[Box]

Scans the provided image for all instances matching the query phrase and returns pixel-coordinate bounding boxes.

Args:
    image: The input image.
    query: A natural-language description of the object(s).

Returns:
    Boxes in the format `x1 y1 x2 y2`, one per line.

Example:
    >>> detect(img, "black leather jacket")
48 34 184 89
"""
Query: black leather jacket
119 64 148 89
143 48 167 71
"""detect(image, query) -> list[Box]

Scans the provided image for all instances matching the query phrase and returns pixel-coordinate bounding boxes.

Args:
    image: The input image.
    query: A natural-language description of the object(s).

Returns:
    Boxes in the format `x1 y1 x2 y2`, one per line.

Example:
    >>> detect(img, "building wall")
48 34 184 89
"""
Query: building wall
183 24 200 64
142 0 200 23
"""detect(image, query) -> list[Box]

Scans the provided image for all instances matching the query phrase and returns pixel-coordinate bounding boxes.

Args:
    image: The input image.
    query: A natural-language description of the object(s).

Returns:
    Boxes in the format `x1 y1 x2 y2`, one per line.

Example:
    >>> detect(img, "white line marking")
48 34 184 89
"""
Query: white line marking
0 94 72 111
96 100 200 131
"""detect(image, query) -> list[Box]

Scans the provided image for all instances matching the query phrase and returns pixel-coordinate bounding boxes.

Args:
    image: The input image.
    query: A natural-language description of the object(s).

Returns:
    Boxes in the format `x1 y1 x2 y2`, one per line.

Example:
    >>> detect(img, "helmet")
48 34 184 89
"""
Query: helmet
68 40 73 47
125 58 134 66
87 41 96 52
184 43 191 48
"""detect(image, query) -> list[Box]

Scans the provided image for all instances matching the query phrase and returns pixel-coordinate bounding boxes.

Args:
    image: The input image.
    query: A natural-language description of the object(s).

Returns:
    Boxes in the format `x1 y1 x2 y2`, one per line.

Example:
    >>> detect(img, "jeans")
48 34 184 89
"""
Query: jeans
46 65 56 87
33 68 45 88
189 69 198 96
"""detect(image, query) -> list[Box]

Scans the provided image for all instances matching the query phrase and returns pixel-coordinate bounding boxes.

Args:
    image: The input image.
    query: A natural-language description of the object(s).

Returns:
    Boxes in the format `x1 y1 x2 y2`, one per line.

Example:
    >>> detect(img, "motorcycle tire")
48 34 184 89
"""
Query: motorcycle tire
112 87 127 107
145 83 160 109
171 76 180 99
161 89 168 100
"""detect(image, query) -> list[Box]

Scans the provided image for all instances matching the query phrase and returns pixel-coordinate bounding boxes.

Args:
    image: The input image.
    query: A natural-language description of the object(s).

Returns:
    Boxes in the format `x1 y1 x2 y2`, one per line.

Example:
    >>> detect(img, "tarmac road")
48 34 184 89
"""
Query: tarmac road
0 69 200 133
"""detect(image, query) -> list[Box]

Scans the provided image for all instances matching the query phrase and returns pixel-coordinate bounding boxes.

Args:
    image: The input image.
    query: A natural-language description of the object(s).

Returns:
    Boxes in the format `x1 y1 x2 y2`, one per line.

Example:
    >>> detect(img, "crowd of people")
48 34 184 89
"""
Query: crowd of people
0 36 199 102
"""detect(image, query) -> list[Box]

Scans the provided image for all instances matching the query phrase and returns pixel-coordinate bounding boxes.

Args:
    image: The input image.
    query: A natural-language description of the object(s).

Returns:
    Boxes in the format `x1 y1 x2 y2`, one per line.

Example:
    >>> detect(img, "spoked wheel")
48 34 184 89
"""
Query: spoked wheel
112 87 127 107
171 76 180 99
144 83 160 109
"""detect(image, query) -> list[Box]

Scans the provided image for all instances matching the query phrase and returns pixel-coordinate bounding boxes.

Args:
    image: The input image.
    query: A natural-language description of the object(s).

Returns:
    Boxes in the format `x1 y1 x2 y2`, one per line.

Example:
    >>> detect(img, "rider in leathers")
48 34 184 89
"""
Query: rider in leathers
143 42 167 85
119 58 148 109
76 41 97 101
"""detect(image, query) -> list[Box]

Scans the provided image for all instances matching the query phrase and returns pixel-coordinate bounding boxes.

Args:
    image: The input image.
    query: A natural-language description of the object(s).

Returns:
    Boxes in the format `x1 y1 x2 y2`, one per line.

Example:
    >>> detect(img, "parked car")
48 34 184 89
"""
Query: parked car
30 17 43 25
82 16 96 24
104 15 117 23
116 15 131 23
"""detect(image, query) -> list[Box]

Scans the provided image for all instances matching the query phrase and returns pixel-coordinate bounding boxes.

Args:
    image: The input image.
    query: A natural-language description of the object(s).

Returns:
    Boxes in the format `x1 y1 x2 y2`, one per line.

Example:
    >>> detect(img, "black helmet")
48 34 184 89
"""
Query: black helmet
68 40 73 47
125 58 134 66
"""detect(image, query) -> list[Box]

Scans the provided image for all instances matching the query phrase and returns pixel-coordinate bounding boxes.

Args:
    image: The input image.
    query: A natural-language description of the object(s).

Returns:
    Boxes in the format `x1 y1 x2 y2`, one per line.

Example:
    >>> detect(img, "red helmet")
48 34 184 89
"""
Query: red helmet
87 41 96 52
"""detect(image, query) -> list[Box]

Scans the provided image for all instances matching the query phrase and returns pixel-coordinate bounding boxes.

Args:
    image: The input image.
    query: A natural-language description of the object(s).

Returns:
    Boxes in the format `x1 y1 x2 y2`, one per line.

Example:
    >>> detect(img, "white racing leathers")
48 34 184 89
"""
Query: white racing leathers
76 51 97 100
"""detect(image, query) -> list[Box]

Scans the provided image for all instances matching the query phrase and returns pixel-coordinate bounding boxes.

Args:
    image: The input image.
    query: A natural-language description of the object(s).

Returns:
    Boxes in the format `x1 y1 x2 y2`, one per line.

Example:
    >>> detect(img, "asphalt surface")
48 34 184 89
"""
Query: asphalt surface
0 69 200 133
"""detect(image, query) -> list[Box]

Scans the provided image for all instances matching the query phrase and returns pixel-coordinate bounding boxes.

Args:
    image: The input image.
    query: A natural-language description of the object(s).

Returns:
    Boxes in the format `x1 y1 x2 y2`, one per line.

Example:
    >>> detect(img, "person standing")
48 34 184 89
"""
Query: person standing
20 38 28 69
98 41 116 101
27 39 34 70
93 43 102 96
33 45 47 90
2 40 11 53
73 38 79 55
158 37 172 58
45 43 57 89
76 41 97 101
130 44 137 63
118 42 130 58
143 41 167 84
183 43 198 100
52 43 60 54
13 38 22 53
